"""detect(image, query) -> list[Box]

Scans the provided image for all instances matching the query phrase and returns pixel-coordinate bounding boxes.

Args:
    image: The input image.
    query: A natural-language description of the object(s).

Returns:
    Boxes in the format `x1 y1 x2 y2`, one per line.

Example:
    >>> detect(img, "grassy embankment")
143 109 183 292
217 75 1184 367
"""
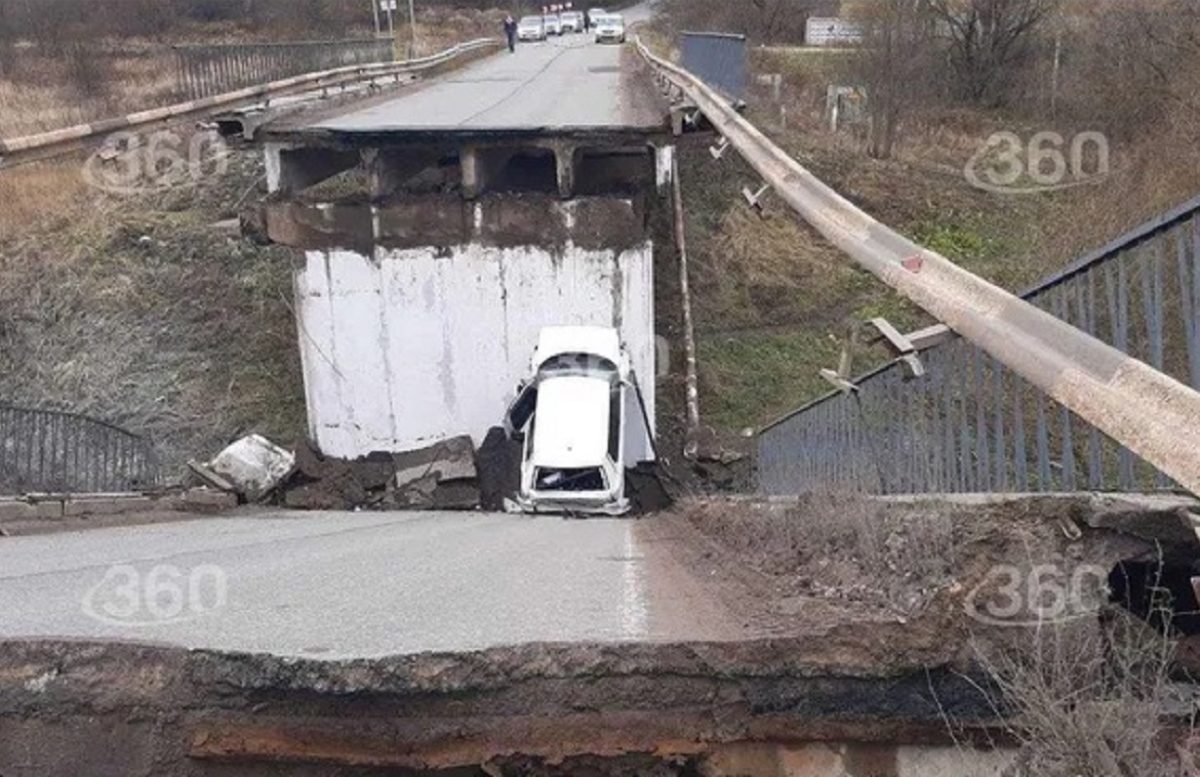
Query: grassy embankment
682 46 1200 438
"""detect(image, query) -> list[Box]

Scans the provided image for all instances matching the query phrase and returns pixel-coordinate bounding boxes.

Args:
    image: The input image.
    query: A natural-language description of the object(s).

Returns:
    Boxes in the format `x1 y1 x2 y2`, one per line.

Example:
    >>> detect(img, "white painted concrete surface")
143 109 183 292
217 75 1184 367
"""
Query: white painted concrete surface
294 219 655 460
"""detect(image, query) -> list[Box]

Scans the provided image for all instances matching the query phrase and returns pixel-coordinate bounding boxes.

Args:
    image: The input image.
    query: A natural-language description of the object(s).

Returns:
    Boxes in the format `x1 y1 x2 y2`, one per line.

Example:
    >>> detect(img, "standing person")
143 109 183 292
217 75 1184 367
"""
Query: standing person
504 15 518 53
583 9 591 31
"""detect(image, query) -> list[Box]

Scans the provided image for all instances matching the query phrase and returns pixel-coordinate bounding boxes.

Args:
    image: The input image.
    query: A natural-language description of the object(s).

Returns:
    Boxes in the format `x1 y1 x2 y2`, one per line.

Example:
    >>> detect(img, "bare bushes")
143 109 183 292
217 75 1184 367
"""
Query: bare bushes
657 0 838 45
973 613 1193 777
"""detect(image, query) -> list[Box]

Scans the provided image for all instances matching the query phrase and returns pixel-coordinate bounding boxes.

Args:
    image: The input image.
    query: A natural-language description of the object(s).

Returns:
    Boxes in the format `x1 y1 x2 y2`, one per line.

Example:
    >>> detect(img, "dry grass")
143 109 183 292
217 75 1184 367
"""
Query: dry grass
0 146 306 477
681 493 962 614
0 162 91 235
0 47 178 137
971 613 1194 777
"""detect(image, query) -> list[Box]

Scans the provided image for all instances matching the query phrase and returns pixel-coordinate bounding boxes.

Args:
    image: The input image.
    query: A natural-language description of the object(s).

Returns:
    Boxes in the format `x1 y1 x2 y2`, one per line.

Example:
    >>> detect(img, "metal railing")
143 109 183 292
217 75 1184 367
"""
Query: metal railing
0 38 500 169
636 38 1200 496
174 38 395 101
0 404 159 495
758 196 1200 496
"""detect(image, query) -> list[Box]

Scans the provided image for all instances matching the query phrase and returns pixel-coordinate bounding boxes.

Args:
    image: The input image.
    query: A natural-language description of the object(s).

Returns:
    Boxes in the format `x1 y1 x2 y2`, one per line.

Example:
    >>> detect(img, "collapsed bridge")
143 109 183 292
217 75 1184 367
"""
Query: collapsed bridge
2 6 1200 775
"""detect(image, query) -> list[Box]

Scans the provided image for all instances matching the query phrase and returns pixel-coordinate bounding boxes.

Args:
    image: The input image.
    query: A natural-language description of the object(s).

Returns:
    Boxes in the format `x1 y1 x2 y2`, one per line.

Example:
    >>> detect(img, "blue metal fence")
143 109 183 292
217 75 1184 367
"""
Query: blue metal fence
680 32 747 101
758 195 1200 496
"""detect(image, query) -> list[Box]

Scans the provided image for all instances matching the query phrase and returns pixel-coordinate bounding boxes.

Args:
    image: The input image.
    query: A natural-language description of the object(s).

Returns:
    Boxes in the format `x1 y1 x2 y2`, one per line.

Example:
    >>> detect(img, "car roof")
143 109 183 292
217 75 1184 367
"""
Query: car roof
531 375 611 468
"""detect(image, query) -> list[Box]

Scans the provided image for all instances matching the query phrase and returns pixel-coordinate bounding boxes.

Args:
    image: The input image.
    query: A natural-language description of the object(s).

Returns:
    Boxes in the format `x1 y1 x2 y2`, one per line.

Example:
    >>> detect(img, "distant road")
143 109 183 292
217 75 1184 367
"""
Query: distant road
285 5 665 138
0 510 737 658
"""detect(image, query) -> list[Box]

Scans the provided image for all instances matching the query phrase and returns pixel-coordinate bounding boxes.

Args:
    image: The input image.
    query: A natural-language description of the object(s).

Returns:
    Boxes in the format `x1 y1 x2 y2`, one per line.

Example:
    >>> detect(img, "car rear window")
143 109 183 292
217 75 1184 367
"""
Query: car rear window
536 467 607 492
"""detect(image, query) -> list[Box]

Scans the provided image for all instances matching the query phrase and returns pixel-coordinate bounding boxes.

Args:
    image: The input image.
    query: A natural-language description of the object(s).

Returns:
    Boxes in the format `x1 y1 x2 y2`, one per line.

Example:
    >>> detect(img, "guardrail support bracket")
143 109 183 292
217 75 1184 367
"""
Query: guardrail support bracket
742 183 771 215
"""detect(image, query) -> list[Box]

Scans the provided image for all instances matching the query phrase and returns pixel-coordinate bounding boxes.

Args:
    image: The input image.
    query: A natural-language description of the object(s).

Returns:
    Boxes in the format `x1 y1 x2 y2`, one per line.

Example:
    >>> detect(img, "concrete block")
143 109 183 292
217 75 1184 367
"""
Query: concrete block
209 435 296 502
0 498 65 523
178 488 239 512
63 495 154 517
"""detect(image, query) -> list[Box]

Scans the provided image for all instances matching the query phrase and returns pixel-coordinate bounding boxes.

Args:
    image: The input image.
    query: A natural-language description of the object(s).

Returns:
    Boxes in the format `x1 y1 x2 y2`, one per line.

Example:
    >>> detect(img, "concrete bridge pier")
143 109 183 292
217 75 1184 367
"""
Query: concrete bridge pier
255 135 675 461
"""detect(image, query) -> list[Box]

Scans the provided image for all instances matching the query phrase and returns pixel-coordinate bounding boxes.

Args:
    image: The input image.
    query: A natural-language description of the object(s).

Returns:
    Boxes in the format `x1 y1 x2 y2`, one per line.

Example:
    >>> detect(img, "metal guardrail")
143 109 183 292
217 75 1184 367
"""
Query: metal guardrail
0 404 159 494
0 38 501 169
175 38 396 101
636 38 1200 497
758 197 1200 494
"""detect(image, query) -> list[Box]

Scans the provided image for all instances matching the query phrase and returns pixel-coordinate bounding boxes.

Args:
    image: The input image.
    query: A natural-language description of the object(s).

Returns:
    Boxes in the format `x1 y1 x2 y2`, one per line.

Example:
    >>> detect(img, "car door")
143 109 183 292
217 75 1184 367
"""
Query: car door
504 381 538 439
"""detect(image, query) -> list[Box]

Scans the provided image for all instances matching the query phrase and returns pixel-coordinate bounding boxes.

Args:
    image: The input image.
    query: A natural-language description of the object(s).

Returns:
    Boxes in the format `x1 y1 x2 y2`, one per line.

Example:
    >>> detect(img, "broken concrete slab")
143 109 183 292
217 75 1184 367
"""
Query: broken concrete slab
178 487 239 512
208 435 296 502
393 434 477 488
351 452 398 491
188 460 237 493
62 495 155 517
432 480 483 511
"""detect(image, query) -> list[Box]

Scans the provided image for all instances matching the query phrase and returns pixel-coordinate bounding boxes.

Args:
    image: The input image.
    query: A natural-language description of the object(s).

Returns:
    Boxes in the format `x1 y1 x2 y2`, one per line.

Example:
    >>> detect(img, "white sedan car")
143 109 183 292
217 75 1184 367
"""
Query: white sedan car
517 16 546 41
560 11 584 33
506 327 636 516
594 13 626 44
543 14 563 36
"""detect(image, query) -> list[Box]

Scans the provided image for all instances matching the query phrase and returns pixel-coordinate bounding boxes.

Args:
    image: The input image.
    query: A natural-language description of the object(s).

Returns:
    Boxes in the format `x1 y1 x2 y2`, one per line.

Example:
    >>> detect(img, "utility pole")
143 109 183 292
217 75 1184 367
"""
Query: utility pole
372 0 381 35
407 0 419 58
386 0 395 40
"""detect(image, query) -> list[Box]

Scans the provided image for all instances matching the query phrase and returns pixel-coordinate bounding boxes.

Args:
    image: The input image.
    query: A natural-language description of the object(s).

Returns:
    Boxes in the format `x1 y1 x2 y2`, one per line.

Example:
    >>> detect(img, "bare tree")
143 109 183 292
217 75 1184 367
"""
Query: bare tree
661 0 837 44
847 0 935 159
927 0 1059 105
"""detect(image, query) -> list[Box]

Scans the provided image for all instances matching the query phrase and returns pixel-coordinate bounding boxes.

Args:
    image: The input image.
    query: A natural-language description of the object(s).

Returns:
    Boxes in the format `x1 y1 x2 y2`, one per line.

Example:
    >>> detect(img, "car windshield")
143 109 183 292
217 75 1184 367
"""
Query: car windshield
519 16 540 25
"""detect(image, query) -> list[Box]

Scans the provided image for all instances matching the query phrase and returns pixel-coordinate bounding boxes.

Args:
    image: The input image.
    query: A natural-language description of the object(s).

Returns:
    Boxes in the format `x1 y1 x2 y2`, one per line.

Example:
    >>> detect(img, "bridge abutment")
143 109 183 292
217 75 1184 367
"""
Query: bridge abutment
257 137 674 460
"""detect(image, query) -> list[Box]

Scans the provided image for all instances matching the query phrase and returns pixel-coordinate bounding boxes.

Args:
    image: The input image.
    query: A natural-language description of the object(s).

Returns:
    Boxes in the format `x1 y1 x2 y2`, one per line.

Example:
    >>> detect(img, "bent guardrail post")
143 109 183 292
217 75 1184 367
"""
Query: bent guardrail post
636 38 1200 496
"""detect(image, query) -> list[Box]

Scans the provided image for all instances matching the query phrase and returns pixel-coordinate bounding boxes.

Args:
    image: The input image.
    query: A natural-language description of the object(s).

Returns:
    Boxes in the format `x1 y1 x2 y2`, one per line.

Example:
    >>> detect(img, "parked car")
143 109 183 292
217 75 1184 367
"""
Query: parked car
560 11 584 33
543 13 562 36
587 7 607 26
594 13 626 44
505 326 634 516
518 15 546 41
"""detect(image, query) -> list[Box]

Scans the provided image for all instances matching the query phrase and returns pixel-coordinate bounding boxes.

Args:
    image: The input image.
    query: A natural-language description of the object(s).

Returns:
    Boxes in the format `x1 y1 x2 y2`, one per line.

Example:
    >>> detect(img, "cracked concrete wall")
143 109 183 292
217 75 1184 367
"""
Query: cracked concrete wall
294 236 655 459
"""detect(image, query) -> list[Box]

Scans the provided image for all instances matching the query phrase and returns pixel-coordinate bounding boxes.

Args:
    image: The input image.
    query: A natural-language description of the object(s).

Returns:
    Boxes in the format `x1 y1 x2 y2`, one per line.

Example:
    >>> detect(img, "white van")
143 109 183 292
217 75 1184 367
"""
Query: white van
505 326 634 516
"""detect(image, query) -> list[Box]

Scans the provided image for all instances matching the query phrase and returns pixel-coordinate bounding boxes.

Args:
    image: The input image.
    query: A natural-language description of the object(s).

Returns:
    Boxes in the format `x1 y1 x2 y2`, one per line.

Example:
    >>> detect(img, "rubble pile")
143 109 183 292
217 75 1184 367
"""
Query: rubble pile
282 435 485 511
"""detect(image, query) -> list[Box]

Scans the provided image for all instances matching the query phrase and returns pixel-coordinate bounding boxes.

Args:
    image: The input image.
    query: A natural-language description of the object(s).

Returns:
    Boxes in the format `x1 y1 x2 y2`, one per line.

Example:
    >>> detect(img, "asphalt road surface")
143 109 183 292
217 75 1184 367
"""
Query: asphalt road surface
304 13 664 135
0 511 735 658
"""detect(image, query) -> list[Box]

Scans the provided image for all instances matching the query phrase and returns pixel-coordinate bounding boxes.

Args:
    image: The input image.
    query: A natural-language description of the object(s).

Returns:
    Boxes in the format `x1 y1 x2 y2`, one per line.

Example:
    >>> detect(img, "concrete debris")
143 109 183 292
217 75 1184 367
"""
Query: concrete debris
187 460 237 493
393 435 477 489
282 436 482 512
391 436 480 510
179 487 239 512
477 426 522 512
207 434 297 502
626 463 674 513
